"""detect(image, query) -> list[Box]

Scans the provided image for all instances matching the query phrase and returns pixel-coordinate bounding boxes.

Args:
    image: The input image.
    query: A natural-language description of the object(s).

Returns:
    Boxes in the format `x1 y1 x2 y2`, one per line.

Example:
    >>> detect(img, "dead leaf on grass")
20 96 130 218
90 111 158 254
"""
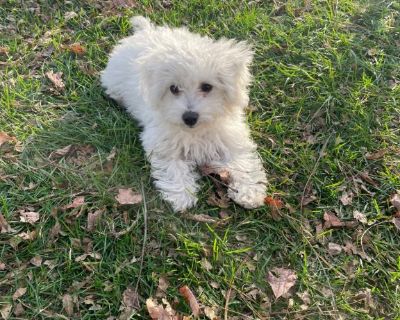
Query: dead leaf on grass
115 188 143 205
358 172 378 187
365 149 386 160
264 196 284 209
328 242 342 255
13 303 24 316
353 288 376 311
183 213 219 224
62 293 74 316
201 258 213 271
68 43 86 55
18 230 36 240
340 190 353 206
146 297 178 320
0 261 6 270
63 196 85 210
179 285 200 317
122 287 140 309
19 211 40 224
49 221 61 241
323 211 358 229
353 210 368 225
87 209 103 231
0 304 12 320
30 255 43 267
49 144 73 159
392 217 400 231
0 212 14 233
12 287 27 301
74 252 101 262
0 131 17 148
64 11 78 20
155 276 169 298
46 70 65 90
267 268 297 299
204 306 218 320
301 194 317 206
390 193 400 211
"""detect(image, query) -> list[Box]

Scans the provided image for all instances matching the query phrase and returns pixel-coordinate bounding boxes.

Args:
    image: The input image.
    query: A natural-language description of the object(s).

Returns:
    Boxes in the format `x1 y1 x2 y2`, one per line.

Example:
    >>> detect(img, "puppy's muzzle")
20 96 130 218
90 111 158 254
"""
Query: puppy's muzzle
182 111 199 127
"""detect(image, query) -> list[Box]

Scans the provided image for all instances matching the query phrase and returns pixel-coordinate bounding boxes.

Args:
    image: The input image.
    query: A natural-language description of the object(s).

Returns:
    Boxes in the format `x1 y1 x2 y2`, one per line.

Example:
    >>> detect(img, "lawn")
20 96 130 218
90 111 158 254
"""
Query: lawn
1 0 400 319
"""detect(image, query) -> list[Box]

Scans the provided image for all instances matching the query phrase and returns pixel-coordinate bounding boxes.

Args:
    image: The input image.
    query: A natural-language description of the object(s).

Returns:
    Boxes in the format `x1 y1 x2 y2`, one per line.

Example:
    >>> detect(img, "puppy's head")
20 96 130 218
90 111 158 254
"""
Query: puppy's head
139 36 253 129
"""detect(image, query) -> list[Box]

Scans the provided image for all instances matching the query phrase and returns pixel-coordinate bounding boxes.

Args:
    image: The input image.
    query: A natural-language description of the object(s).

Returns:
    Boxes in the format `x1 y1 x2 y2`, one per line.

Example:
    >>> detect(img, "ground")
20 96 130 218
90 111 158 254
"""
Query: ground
0 0 400 319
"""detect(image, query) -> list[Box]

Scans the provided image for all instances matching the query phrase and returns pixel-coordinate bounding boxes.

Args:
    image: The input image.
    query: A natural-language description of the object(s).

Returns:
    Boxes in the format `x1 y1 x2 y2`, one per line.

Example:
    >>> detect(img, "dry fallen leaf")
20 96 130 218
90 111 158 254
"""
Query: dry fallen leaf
0 131 17 148
115 188 143 205
358 172 378 187
204 306 218 320
30 255 43 267
64 11 78 20
146 297 178 320
353 210 368 225
179 286 200 317
390 193 400 211
13 303 25 317
301 194 317 206
155 276 169 298
0 304 12 320
19 211 40 224
68 43 86 55
264 196 284 208
365 149 386 160
63 196 85 210
0 212 14 233
87 209 103 232
49 221 61 241
106 147 117 161
328 242 343 255
49 144 73 159
340 190 353 206
183 213 219 224
267 268 297 299
46 70 65 90
353 288 376 311
323 211 358 229
0 261 6 270
12 287 27 301
62 293 74 316
201 258 213 271
392 217 400 231
122 287 140 310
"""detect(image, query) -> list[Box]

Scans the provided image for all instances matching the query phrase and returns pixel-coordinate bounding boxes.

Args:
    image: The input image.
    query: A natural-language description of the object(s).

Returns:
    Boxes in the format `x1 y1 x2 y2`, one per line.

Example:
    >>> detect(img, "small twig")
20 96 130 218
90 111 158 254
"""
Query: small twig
133 182 148 302
112 217 140 238
300 132 333 212
224 287 232 320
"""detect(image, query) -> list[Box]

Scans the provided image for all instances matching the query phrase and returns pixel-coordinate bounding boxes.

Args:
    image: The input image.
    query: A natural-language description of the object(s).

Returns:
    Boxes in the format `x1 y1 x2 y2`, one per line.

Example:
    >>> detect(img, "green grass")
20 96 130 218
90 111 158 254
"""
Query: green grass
1 0 400 319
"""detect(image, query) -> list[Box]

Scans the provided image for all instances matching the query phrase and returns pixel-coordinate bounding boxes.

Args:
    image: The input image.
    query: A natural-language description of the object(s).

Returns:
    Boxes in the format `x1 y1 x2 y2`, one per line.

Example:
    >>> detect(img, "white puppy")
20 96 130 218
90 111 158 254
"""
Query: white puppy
101 16 267 212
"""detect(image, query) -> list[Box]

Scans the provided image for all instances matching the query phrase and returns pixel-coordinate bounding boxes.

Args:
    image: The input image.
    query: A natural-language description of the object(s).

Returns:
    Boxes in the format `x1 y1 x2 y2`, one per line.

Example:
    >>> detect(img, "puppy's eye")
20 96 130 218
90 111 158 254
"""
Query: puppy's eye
170 85 180 95
200 83 213 93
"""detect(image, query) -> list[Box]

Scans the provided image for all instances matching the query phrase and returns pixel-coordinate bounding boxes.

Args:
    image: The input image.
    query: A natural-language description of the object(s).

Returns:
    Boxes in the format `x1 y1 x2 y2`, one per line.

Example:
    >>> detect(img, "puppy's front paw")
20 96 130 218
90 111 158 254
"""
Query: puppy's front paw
162 190 198 212
228 182 266 209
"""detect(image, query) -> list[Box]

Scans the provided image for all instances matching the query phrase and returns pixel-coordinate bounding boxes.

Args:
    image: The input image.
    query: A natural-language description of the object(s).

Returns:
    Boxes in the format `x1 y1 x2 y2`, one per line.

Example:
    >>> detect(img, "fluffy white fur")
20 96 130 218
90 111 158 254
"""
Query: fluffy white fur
101 16 267 212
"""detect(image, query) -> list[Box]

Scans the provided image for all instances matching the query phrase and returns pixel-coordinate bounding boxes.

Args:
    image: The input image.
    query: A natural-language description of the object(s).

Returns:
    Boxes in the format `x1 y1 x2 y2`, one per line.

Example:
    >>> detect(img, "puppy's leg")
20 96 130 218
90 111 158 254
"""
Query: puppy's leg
212 141 266 209
150 156 199 212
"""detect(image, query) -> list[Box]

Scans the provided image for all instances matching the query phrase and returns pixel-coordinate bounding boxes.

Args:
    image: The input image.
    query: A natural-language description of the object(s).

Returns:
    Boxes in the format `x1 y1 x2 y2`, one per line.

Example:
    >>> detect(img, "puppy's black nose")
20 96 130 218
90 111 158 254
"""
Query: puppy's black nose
182 111 199 127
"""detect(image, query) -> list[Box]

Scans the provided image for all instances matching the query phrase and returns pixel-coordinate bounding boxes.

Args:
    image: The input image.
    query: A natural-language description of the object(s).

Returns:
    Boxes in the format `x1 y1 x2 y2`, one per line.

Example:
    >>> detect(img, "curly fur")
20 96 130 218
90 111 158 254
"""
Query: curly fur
101 16 267 211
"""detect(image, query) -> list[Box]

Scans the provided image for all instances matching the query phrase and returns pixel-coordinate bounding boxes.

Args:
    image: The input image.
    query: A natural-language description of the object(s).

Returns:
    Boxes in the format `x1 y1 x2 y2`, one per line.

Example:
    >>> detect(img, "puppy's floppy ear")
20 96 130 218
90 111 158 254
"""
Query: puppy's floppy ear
137 55 169 107
216 39 254 108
